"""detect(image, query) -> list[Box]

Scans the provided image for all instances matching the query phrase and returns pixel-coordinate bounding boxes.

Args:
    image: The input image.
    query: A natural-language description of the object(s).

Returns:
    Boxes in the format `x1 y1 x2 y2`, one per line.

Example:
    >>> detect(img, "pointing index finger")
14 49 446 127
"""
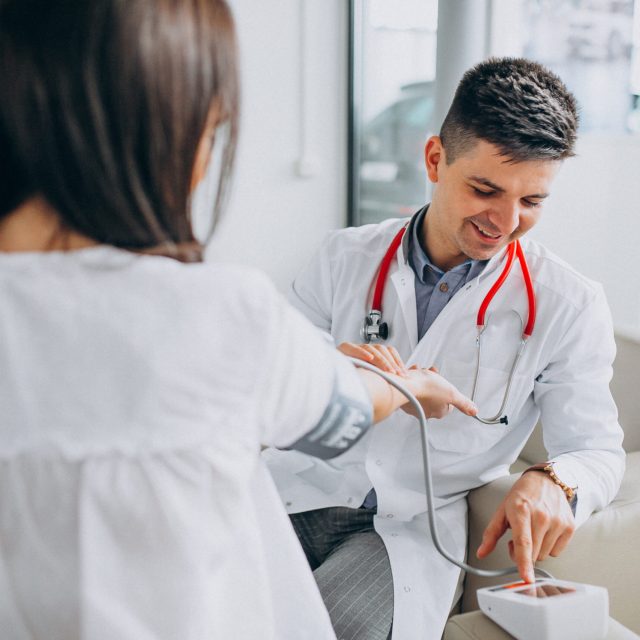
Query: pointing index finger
508 502 535 583
449 388 478 416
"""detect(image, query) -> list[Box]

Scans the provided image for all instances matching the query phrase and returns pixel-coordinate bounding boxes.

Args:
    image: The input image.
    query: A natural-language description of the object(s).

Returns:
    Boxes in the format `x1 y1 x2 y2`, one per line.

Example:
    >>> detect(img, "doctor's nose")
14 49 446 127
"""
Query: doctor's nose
490 202 520 235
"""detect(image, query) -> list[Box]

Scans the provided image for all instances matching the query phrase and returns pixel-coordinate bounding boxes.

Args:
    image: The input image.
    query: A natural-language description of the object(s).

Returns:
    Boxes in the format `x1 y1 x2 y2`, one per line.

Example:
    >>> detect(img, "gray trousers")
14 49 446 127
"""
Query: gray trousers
290 507 394 640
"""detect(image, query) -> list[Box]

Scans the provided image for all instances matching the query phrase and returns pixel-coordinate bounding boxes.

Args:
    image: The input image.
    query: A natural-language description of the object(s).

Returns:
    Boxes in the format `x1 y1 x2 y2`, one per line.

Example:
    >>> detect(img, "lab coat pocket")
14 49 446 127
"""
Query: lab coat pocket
427 357 523 454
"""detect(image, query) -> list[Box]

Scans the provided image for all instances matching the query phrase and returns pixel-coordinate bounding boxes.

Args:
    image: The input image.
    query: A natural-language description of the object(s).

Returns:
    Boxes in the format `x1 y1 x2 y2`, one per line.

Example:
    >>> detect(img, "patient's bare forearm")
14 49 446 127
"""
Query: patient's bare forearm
357 369 409 423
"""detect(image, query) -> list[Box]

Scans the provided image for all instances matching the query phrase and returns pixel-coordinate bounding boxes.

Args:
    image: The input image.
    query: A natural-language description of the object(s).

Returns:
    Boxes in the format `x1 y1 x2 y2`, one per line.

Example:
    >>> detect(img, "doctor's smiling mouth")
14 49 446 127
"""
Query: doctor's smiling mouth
468 216 507 245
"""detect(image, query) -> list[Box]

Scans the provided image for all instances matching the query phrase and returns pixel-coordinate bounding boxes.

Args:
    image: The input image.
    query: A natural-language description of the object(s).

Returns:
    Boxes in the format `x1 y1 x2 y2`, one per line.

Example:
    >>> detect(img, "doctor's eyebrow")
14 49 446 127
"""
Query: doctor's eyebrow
468 176 549 199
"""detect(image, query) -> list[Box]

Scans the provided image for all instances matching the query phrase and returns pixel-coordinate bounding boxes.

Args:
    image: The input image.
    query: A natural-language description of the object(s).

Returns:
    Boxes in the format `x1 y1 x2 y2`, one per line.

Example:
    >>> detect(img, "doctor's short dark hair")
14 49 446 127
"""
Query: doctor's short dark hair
440 57 579 164
0 0 239 261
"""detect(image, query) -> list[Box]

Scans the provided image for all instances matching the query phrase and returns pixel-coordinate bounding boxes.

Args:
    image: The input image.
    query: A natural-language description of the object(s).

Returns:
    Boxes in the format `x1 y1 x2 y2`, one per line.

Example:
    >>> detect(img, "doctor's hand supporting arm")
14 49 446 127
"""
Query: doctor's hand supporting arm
476 470 575 583
338 341 478 420
338 341 409 377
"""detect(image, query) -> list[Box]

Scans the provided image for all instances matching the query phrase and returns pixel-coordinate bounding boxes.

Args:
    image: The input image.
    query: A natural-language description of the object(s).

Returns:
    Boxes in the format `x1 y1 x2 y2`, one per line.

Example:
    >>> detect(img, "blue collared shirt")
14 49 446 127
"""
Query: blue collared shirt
408 206 487 341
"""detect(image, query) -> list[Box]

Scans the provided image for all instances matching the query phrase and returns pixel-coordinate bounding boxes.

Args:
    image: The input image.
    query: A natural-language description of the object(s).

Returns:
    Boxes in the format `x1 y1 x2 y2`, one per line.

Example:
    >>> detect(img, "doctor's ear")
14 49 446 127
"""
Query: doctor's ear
424 136 444 183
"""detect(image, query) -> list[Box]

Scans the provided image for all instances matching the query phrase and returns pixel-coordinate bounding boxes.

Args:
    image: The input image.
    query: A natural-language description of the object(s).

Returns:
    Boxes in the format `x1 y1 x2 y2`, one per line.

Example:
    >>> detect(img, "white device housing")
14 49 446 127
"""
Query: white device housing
477 578 609 640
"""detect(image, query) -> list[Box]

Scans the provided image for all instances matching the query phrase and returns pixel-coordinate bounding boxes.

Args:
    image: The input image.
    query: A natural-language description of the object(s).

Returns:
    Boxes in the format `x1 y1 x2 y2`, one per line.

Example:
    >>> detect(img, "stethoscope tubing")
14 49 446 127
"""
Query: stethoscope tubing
471 337 527 425
365 228 537 425
349 357 553 581
472 240 536 424
366 230 536 342
371 225 408 313
477 240 536 338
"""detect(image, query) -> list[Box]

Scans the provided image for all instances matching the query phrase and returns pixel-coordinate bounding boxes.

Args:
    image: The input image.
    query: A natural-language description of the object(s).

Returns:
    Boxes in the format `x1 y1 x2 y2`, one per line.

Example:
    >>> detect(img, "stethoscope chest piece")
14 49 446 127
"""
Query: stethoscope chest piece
361 310 389 343
362 225 408 344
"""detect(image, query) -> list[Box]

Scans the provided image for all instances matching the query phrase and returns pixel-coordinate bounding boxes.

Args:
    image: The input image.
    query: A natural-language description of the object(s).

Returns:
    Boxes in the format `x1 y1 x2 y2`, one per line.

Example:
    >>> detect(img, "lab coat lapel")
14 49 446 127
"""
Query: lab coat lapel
388 238 418 354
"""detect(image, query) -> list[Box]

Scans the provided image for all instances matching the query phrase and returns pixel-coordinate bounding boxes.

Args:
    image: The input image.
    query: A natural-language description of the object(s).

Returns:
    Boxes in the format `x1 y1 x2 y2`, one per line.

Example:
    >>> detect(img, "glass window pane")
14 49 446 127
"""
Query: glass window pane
350 0 640 227
352 0 438 226
491 0 639 134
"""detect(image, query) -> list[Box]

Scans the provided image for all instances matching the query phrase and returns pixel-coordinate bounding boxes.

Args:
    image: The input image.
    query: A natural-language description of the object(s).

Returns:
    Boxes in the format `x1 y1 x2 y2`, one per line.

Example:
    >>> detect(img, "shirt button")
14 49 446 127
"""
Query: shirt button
439 282 449 293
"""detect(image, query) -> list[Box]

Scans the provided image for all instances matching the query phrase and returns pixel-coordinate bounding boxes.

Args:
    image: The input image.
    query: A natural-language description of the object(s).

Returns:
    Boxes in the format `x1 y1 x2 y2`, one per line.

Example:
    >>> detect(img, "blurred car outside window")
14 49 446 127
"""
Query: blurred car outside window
350 0 640 227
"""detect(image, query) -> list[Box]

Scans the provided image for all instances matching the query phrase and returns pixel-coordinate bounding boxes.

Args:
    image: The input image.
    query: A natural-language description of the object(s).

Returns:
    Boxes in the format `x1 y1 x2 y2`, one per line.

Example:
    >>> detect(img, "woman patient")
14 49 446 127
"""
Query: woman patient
0 1 474 638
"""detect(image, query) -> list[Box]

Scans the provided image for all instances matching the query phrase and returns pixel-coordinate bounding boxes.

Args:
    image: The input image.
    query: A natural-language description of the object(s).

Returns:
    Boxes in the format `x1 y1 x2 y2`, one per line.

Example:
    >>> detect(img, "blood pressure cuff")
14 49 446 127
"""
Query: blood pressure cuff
287 359 373 460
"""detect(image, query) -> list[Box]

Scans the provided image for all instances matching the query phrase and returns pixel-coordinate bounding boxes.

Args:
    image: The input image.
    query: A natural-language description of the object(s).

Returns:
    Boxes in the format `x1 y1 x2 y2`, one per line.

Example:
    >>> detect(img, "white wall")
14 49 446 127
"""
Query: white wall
200 0 640 337
205 0 348 293
488 0 640 336
529 136 640 338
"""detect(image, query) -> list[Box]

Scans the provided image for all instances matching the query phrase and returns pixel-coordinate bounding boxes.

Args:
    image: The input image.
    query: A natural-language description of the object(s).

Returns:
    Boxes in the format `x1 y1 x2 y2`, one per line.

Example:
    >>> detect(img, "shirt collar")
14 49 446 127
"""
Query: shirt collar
408 205 482 284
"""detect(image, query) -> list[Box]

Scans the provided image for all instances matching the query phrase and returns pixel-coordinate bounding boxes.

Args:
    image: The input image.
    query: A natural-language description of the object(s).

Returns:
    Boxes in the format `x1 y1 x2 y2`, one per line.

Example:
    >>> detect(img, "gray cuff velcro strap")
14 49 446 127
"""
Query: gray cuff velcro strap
287 380 372 459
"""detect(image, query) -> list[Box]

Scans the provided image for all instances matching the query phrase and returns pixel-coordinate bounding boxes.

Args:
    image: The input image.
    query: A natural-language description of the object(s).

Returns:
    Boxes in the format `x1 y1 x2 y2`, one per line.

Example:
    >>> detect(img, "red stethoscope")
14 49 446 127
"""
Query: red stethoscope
362 225 536 425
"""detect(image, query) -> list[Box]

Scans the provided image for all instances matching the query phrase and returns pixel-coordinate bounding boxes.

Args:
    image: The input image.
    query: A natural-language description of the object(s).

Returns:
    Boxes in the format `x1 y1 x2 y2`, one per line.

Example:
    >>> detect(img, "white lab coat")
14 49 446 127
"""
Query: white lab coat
263 216 625 640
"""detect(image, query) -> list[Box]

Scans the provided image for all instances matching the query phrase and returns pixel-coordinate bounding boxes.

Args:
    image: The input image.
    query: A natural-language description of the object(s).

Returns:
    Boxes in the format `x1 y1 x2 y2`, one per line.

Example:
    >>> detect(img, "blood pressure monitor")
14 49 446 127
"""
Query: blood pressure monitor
477 578 609 640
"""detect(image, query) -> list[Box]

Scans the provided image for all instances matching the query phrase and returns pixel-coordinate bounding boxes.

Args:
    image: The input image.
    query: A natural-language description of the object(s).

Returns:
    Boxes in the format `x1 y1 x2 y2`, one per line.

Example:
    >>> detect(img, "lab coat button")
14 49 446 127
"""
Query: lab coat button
285 501 292 507
400 278 406 286
386 513 394 518
375 459 383 466
404 586 411 593
347 497 353 504
390 532 399 537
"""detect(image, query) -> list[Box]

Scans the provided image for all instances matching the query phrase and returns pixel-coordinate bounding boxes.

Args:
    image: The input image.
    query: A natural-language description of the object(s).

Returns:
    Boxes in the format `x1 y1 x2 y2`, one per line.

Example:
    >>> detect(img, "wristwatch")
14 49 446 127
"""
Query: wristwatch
523 462 578 508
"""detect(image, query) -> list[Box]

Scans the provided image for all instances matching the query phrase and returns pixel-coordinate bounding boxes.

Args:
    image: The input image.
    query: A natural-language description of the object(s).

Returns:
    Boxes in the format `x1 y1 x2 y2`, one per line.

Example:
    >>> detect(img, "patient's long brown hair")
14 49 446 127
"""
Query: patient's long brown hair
0 0 239 261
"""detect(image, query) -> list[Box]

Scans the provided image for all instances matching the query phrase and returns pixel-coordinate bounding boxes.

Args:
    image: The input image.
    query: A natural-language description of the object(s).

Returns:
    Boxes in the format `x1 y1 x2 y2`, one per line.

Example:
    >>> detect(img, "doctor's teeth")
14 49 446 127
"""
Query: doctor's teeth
471 221 499 238
478 227 499 238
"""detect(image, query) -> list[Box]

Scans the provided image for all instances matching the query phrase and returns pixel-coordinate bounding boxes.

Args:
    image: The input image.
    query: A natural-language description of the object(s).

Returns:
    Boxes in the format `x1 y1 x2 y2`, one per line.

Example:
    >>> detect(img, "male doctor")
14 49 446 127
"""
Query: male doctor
263 58 625 640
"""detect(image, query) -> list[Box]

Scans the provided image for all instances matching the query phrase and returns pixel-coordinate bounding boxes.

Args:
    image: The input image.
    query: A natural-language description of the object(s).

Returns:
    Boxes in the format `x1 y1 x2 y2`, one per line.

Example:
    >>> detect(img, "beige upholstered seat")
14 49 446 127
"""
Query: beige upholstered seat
443 611 638 640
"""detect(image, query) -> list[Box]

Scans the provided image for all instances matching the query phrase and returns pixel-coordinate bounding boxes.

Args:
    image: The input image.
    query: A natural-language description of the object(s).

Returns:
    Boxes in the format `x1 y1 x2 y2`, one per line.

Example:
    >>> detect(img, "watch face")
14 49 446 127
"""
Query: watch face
515 585 576 598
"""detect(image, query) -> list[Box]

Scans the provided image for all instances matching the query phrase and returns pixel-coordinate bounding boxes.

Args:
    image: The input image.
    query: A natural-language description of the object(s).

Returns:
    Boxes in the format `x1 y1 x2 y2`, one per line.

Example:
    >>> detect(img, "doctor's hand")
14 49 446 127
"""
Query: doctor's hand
476 471 576 583
401 366 478 420
338 342 409 377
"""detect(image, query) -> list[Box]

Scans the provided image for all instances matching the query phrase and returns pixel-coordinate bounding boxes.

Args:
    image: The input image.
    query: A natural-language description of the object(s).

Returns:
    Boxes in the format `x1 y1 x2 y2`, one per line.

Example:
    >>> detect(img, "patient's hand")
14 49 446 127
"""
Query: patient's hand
402 366 477 420
338 342 409 377
476 471 575 583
